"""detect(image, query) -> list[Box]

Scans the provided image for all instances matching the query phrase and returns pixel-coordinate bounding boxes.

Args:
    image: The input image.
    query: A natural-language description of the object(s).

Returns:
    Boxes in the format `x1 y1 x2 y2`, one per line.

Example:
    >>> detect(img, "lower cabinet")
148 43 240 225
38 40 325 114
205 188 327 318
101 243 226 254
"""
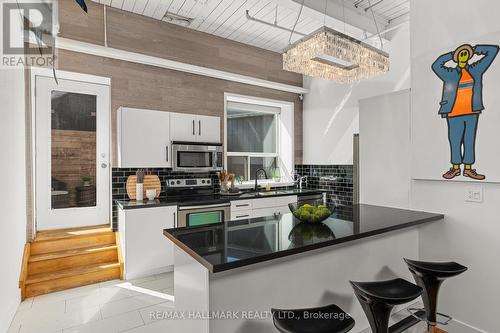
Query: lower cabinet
230 195 297 221
118 205 177 280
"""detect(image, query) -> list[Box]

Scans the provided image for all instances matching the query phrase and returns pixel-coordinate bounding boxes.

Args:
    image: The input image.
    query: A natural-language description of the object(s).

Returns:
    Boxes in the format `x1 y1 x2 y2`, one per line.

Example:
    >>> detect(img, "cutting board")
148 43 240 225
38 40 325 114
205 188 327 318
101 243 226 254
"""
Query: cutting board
126 175 161 200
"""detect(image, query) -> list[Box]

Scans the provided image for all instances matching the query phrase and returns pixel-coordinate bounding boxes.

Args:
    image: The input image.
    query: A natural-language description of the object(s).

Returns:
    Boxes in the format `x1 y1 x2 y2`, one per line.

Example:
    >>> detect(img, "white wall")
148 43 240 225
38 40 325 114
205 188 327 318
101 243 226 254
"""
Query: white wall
302 23 411 165
361 1 500 331
410 1 500 331
0 67 26 331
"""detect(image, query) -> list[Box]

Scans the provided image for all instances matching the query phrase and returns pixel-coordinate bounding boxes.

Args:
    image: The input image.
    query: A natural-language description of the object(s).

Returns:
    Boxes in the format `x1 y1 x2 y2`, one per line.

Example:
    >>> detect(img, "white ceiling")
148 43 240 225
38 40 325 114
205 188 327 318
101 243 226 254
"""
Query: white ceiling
92 0 409 53
350 0 409 23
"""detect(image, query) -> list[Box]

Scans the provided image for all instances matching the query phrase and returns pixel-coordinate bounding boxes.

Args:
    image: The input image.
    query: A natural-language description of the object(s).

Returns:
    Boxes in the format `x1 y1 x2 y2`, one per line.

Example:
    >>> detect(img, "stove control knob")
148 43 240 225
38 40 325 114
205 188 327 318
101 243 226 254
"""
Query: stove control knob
170 181 175 186
207 179 211 184
176 180 181 185
201 180 206 184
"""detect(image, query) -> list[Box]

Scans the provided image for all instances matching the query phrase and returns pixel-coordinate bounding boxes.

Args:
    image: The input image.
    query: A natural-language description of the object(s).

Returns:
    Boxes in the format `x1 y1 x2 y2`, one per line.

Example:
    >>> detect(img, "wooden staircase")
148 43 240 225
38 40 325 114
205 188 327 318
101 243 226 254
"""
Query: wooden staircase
20 225 123 299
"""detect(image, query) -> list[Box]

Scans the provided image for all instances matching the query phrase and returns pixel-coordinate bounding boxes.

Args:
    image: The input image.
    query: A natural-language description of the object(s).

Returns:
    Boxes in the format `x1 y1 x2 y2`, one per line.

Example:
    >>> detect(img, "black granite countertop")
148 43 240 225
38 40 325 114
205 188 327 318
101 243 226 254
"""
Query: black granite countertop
163 204 444 273
116 189 324 210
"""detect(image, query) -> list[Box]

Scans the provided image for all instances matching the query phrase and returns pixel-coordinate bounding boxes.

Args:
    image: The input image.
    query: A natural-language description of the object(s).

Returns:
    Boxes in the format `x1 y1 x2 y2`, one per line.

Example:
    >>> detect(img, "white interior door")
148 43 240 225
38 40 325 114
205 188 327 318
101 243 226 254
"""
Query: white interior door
35 75 110 230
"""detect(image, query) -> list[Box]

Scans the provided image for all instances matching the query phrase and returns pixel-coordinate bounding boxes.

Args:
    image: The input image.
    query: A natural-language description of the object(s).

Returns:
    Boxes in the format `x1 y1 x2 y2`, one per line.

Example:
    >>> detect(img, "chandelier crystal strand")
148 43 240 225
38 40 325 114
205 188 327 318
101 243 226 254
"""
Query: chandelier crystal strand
283 27 389 83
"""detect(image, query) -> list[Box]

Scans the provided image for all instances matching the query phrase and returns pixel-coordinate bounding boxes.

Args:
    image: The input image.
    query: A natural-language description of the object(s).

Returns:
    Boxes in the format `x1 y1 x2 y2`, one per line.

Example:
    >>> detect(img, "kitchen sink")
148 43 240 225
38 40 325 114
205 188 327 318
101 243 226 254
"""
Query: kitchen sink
255 191 286 196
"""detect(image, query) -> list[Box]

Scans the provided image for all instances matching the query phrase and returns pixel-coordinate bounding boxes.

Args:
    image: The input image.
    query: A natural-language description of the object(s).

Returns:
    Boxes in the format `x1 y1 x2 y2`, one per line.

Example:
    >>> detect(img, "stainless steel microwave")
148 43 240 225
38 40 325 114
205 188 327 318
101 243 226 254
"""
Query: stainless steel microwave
171 141 223 172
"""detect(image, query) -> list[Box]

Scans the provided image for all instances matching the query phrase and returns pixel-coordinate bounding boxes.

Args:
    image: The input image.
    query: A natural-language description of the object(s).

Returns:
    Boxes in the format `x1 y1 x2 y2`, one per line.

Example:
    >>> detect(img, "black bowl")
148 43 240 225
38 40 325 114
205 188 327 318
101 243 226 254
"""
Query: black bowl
288 222 335 244
288 200 335 224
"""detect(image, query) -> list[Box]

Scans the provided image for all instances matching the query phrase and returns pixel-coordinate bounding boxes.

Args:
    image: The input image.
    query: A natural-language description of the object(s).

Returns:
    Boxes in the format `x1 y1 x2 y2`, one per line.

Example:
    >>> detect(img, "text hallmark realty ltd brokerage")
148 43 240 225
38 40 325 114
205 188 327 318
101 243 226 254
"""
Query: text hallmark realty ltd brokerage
149 311 353 321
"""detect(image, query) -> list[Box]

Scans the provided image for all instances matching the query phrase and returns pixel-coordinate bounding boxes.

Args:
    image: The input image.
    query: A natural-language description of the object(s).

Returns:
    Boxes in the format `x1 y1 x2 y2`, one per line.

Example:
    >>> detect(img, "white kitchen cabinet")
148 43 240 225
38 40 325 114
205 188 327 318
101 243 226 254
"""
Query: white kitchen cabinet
117 107 171 168
118 205 177 280
230 210 253 221
230 195 297 220
170 112 220 143
231 200 253 211
170 112 197 142
252 206 293 219
252 196 297 210
197 115 220 143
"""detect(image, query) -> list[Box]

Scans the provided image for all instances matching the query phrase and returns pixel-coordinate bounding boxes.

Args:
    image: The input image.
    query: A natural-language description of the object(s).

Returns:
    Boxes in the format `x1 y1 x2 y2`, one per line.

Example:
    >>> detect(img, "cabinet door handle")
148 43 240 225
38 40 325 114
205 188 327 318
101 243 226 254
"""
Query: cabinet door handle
236 214 249 218
166 146 169 162
199 120 201 136
192 120 195 135
174 212 177 228
236 204 249 207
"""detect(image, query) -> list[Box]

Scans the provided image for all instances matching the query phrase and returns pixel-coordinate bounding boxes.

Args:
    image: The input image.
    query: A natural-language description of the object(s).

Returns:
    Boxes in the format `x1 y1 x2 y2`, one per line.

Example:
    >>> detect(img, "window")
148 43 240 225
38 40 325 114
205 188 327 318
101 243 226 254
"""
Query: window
226 101 281 181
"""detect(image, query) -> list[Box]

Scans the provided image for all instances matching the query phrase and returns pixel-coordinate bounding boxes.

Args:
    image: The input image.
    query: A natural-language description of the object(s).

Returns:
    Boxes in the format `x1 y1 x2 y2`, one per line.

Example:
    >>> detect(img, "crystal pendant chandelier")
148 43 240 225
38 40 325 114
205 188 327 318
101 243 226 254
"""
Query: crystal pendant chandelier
283 26 389 83
282 0 389 84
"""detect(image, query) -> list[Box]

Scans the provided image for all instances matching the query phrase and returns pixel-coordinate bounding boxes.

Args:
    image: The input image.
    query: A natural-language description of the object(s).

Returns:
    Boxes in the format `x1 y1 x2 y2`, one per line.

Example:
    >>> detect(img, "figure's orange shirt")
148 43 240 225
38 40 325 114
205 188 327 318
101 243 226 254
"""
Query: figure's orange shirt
449 68 479 117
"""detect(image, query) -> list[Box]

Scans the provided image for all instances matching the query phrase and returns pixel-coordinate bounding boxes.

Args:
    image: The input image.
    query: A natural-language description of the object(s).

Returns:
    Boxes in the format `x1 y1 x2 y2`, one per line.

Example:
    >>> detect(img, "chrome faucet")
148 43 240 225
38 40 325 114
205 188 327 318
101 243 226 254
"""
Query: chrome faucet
254 168 268 191
299 175 308 190
292 172 308 190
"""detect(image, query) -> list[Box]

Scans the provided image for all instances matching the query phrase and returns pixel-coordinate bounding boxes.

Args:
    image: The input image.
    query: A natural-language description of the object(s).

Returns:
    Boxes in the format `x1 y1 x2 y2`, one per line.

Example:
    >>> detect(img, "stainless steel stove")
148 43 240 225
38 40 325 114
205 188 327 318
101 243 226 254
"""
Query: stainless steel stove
166 178 230 228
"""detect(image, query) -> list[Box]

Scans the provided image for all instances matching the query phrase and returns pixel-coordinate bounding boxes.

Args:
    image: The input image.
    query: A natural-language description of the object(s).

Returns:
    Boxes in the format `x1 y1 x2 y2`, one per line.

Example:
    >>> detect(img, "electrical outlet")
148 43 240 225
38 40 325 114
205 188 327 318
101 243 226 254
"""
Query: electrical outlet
466 187 483 203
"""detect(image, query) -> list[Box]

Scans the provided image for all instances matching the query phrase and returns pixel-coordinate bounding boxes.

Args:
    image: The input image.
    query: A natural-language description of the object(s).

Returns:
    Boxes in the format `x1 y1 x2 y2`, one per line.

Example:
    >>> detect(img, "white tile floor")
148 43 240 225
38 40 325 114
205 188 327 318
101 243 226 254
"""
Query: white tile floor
8 272 175 333
8 273 475 333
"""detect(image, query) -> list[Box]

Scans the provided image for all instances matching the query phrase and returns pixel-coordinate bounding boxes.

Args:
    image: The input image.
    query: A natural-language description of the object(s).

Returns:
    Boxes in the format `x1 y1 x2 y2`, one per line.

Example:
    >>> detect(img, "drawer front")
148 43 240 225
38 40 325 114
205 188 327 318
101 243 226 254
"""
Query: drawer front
252 195 297 209
230 210 252 221
252 206 290 219
231 200 253 211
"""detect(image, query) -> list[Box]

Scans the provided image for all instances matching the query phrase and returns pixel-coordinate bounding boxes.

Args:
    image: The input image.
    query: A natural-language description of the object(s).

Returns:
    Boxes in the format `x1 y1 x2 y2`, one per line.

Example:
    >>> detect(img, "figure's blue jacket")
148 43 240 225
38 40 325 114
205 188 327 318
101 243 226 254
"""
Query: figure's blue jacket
431 45 499 117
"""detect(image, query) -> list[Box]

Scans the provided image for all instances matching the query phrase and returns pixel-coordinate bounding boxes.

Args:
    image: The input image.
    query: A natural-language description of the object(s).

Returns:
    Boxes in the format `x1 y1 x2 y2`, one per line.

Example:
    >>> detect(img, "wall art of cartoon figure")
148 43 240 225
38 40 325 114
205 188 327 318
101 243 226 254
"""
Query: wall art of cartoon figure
432 44 499 180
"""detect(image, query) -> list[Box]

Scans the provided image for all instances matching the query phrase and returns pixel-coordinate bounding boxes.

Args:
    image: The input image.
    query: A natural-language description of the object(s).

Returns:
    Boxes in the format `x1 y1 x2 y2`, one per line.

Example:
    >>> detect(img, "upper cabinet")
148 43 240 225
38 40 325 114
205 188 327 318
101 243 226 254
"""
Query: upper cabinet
197 115 221 143
117 107 171 168
169 112 197 142
170 112 220 143
116 109 221 168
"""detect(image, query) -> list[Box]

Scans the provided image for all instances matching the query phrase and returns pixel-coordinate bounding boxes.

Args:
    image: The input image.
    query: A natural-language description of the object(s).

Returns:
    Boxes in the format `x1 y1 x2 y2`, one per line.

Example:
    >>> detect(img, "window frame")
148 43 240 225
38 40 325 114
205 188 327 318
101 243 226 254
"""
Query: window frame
226 112 281 181
224 93 295 187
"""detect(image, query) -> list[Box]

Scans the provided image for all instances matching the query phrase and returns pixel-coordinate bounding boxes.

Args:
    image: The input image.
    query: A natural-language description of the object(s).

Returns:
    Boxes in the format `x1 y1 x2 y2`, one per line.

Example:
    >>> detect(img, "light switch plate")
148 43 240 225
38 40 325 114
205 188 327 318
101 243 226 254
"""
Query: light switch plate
466 187 483 203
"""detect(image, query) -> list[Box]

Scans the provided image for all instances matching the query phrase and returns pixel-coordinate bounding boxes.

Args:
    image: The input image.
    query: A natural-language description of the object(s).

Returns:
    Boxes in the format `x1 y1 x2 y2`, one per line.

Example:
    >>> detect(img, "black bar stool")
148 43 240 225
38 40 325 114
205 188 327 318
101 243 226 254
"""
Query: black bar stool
404 258 468 328
350 278 423 333
271 303 355 333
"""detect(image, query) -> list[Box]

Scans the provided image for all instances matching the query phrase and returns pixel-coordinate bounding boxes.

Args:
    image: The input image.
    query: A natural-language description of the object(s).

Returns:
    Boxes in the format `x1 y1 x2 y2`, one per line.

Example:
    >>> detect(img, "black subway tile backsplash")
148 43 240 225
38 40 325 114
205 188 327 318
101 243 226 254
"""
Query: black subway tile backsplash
111 168 219 229
294 164 354 207
112 164 353 229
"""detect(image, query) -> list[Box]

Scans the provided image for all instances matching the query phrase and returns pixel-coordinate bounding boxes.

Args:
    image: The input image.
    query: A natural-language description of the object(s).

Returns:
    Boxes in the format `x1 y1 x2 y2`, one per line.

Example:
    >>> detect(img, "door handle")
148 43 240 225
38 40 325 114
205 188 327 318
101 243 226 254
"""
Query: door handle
192 120 195 135
166 146 169 162
199 120 201 136
101 163 107 168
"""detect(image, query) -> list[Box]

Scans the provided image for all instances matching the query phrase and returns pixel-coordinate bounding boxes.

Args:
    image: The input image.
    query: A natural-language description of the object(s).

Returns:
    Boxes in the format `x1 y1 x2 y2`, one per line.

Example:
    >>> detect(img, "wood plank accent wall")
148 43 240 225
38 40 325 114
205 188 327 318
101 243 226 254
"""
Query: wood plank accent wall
56 1 304 165
58 1 303 87
57 50 303 165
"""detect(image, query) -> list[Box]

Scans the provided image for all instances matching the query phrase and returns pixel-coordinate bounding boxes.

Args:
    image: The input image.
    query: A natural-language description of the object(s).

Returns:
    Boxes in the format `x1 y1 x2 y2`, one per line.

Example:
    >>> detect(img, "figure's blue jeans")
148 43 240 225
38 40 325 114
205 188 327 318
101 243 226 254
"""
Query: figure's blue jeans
446 114 479 165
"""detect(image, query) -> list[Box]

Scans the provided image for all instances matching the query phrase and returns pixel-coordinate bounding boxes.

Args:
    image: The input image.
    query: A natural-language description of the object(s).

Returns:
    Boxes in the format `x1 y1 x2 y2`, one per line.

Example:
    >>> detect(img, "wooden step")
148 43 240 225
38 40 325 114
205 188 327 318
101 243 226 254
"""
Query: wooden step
28 245 118 275
21 225 123 298
31 232 115 255
25 262 121 298
35 224 112 242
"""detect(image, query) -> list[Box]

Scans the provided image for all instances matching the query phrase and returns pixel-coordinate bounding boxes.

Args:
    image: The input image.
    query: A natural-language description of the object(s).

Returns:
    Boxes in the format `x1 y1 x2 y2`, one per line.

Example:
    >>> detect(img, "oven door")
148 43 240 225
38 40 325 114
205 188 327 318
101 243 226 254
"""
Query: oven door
178 203 230 228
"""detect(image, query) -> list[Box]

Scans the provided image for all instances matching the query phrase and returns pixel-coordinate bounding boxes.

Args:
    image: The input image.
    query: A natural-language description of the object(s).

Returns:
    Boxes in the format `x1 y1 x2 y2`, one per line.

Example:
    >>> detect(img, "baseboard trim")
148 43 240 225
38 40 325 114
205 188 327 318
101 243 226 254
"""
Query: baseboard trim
124 265 174 281
452 318 489 333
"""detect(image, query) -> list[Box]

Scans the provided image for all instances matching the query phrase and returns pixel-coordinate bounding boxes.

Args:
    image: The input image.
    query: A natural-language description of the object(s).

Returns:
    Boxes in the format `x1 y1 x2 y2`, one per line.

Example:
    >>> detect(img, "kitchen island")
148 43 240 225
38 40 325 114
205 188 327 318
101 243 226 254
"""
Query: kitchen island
163 204 443 333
